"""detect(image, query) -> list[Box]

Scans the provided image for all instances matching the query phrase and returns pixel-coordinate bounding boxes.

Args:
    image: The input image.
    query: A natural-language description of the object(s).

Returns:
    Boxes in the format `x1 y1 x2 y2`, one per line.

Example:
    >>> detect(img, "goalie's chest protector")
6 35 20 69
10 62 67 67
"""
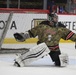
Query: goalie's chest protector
38 25 62 44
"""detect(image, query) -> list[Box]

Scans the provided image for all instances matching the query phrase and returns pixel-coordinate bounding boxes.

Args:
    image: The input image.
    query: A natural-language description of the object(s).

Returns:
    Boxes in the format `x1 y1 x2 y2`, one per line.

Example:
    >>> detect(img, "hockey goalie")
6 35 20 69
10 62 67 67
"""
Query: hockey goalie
13 13 70 67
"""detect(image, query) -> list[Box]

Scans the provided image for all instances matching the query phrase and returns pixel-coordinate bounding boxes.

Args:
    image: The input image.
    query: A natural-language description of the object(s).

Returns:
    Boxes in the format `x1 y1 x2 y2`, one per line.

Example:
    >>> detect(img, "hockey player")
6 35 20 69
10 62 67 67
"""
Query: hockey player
13 13 76 67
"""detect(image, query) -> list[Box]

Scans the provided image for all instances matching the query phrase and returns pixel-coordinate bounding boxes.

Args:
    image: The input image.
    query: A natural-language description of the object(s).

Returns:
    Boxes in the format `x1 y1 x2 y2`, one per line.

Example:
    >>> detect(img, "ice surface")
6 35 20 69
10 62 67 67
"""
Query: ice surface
0 43 76 75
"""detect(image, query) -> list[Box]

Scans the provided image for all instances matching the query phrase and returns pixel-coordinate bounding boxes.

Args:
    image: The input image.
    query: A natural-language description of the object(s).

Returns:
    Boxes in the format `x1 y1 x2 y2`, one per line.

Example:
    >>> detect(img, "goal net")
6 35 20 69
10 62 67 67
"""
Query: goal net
0 11 30 53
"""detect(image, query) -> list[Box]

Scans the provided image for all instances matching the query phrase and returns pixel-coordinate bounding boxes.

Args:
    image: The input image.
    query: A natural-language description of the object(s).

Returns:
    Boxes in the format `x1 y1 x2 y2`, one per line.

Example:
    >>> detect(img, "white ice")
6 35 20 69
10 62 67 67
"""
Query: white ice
0 43 76 75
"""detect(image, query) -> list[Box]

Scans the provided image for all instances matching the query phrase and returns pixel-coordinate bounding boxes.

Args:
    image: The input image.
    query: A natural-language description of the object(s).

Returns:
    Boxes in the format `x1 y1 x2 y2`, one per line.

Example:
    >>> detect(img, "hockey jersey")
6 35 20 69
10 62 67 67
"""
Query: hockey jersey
28 21 76 51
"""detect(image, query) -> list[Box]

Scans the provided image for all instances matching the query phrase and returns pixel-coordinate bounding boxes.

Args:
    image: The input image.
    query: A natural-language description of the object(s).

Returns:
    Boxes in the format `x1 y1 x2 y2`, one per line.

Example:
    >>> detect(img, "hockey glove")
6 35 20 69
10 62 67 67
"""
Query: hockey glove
14 32 30 42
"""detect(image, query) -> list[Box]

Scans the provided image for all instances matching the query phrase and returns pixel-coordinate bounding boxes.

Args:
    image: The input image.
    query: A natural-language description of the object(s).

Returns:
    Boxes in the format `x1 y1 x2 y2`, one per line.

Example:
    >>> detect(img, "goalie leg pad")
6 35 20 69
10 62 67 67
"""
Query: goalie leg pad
14 43 50 67
59 53 69 67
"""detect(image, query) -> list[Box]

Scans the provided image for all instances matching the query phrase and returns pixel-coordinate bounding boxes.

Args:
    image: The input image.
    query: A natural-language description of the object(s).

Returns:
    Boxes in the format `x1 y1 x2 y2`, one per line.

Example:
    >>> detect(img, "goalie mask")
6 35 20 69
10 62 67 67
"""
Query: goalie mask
48 13 58 27
48 13 58 20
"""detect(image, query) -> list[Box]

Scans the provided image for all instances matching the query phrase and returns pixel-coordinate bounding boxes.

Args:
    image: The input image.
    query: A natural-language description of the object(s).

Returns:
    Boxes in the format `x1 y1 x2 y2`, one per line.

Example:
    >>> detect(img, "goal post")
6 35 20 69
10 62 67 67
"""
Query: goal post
0 12 13 49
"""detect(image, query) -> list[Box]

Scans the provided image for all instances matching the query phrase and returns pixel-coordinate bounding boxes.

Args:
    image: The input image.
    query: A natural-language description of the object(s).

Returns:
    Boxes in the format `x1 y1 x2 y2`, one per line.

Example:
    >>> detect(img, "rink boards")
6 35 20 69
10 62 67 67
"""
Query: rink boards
0 13 76 44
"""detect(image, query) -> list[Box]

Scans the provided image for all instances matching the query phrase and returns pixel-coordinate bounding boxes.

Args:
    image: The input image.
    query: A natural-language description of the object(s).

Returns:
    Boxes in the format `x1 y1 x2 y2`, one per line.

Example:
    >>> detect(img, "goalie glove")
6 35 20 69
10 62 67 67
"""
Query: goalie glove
14 32 30 42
